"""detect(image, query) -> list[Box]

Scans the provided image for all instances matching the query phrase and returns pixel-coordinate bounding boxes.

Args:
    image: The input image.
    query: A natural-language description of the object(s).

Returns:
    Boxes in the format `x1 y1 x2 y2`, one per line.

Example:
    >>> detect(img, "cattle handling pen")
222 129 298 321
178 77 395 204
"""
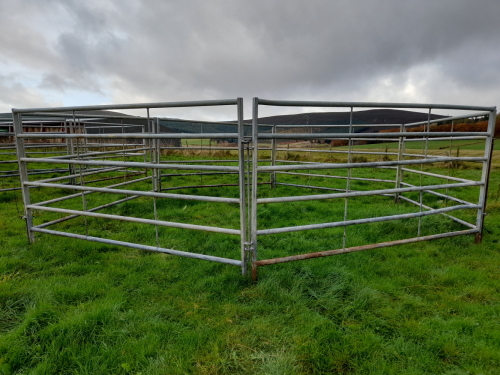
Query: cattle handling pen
0 116 79 192
1 112 148 192
11 98 496 280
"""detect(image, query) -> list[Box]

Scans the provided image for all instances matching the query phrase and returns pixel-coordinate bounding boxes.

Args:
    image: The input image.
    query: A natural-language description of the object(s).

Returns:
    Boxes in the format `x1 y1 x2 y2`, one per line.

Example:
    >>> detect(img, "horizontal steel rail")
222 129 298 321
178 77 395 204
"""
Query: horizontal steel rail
24 181 240 204
84 153 146 160
0 160 20 164
400 168 476 183
49 147 150 160
255 229 478 266
256 98 495 112
18 132 240 139
35 167 138 183
257 204 479 235
82 172 145 185
397 195 476 229
0 168 68 178
272 186 394 199
275 171 396 184
27 205 241 235
31 228 241 266
274 123 402 128
157 159 241 163
30 176 152 207
402 136 487 142
0 187 22 192
85 123 142 130
273 148 400 156
161 172 238 177
258 132 489 139
160 146 239 151
13 99 238 114
404 111 490 127
258 156 485 172
399 181 476 206
31 112 147 121
35 195 142 229
20 158 240 172
257 181 482 204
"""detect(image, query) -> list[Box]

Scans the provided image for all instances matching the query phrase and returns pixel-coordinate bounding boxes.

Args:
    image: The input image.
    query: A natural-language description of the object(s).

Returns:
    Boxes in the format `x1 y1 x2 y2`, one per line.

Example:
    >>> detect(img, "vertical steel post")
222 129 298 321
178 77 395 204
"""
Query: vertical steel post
156 118 162 192
394 123 405 203
64 119 74 182
418 109 431 237
83 119 88 154
251 98 259 280
149 114 159 247
200 123 204 185
142 123 147 176
121 119 125 156
69 118 77 185
236 98 249 274
342 107 353 249
445 120 455 206
64 119 70 154
245 130 252 266
121 119 126 181
12 112 34 242
271 125 277 188
74 111 89 236
475 109 496 243
200 123 204 154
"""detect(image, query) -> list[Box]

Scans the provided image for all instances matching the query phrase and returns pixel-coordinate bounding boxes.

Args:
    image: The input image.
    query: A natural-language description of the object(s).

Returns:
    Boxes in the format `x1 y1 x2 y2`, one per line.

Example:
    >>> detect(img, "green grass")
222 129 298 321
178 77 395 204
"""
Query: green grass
337 139 500 151
1 150 500 374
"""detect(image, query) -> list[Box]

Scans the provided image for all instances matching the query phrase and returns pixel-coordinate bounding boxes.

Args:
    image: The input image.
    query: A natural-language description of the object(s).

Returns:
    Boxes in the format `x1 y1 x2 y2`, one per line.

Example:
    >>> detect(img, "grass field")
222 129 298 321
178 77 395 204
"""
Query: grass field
0 146 500 374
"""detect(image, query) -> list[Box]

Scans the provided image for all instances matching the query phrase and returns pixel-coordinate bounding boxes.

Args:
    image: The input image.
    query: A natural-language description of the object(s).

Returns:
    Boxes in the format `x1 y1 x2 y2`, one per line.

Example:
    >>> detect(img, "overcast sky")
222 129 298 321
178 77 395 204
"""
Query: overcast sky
1 0 499 119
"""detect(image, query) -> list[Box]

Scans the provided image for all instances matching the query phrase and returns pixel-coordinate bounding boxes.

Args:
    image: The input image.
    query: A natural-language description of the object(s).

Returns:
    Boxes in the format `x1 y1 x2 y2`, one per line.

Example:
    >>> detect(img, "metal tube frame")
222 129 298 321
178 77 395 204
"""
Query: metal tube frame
9 98 496 281
249 97 496 280
0 115 147 191
12 99 249 274
0 119 73 191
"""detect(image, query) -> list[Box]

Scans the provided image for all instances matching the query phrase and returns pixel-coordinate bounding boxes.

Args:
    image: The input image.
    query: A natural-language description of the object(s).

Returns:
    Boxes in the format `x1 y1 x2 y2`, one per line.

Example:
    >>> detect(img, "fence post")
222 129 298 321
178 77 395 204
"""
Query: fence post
271 125 277 188
156 118 162 192
251 97 259 281
394 123 405 203
475 108 496 243
237 98 249 275
12 111 35 243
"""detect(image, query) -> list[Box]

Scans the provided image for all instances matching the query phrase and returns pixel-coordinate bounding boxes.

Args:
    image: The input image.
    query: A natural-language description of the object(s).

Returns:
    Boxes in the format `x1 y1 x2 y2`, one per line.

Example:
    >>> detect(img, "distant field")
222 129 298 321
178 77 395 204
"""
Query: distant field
0 149 499 374
182 137 500 152
345 139 500 151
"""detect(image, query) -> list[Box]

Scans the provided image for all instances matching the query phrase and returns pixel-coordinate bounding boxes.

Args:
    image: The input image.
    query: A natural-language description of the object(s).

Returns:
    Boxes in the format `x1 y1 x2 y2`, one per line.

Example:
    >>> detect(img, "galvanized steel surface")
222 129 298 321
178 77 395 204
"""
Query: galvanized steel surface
10 98 496 280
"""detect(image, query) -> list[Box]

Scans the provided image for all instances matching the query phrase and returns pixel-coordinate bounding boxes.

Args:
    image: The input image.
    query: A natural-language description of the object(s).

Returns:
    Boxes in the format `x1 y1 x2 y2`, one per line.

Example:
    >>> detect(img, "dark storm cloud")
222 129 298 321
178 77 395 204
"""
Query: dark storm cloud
1 0 499 115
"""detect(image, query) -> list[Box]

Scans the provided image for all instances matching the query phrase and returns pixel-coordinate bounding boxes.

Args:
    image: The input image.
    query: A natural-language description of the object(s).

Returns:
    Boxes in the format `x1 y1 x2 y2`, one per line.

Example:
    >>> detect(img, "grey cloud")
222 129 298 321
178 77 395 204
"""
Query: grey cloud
0 75 58 111
0 0 499 116
38 73 74 91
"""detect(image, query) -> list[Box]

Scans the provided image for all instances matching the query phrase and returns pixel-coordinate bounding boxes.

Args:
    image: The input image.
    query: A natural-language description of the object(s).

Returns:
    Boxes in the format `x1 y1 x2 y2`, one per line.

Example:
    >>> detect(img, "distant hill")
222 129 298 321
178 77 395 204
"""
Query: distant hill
251 109 446 134
1 109 446 135
161 109 446 135
255 109 444 125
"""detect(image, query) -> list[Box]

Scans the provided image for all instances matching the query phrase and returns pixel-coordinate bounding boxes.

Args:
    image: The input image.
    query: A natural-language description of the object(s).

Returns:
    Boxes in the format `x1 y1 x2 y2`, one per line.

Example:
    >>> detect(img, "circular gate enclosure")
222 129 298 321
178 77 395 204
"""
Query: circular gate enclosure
9 98 496 279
